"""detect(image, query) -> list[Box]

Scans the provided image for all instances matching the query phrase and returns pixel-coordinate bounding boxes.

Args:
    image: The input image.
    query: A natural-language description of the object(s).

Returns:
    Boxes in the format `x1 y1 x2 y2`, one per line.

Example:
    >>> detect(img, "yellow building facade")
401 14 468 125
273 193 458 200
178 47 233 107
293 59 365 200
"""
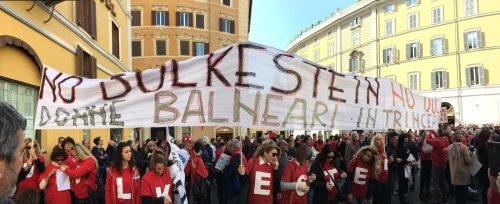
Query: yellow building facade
288 0 500 125
0 0 132 156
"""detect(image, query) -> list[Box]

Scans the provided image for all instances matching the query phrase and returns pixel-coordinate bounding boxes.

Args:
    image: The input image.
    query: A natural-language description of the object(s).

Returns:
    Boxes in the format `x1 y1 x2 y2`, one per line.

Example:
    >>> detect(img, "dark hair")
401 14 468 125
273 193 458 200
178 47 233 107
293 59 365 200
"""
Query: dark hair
194 141 204 153
111 142 136 174
0 101 26 163
93 137 101 146
58 137 65 142
14 187 40 204
62 137 75 148
314 144 335 166
50 147 68 161
398 133 410 149
295 144 312 165
475 126 491 149
149 149 168 170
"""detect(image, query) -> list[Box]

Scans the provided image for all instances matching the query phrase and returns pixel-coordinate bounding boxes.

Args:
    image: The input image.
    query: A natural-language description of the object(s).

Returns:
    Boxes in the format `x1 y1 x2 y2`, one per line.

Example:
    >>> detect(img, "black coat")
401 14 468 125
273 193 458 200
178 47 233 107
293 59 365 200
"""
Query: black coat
310 160 342 203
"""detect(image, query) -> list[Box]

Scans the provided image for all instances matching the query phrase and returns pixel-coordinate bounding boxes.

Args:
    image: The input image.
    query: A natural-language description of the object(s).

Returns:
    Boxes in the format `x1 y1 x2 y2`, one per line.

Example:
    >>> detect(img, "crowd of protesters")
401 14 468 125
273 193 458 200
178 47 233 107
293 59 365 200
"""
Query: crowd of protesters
2 101 500 204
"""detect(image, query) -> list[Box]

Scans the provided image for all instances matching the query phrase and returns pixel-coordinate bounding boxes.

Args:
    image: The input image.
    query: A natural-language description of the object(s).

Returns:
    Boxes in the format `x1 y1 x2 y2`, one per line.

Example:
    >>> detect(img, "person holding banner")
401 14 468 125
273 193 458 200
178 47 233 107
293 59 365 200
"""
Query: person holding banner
105 142 141 204
140 150 173 204
38 148 71 204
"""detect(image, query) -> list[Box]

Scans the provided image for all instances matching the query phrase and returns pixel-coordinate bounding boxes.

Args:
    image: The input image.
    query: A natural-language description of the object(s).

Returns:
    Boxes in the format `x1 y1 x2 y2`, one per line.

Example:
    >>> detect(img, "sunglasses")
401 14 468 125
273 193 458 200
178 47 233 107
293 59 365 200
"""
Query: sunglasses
55 159 64 162
26 145 37 150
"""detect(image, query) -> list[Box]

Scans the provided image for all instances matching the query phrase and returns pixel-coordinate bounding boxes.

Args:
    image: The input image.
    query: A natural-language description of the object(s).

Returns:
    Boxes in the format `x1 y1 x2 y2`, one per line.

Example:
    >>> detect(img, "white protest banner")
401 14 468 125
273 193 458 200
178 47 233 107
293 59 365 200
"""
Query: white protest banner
35 42 441 130
215 153 232 171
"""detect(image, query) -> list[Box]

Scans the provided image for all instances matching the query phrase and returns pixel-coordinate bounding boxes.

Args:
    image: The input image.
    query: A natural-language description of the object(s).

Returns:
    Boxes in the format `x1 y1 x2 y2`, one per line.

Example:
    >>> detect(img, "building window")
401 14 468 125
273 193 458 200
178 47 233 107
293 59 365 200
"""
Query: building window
466 65 486 86
406 42 420 59
0 79 38 138
349 52 363 72
408 13 418 30
408 72 420 91
352 30 360 46
383 47 395 64
464 30 482 50
132 40 142 57
196 14 204 29
193 42 208 56
131 10 141 26
406 0 419 7
327 30 333 38
76 0 97 39
327 42 334 56
111 22 119 59
313 38 319 46
432 7 443 24
464 0 477 17
156 40 166 55
385 19 394 36
350 17 361 27
384 4 395 14
431 37 445 55
219 18 235 34
180 40 190 55
431 70 448 89
222 0 231 6
313 49 320 61
177 12 192 27
110 128 122 142
153 11 167 26
76 46 96 78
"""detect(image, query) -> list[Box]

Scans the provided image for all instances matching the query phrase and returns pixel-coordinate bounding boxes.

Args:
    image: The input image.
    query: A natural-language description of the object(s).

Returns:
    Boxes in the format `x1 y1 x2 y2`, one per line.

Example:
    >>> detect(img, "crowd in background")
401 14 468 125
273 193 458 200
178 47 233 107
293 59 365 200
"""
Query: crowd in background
2 101 500 204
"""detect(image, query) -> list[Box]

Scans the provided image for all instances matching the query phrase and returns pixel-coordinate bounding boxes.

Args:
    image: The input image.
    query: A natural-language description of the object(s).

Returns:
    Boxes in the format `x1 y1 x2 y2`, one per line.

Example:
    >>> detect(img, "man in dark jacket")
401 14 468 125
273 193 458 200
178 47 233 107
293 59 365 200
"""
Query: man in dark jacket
385 131 400 204
222 139 246 204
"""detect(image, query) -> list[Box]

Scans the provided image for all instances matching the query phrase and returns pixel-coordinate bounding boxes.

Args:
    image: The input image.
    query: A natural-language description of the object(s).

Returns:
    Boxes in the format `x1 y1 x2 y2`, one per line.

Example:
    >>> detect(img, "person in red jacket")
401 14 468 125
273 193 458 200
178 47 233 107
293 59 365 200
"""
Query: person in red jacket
417 130 432 202
61 137 78 169
314 134 326 152
184 141 209 203
17 138 45 200
141 150 173 204
60 143 97 203
105 142 141 204
347 146 380 204
370 133 389 204
277 144 316 204
426 129 450 203
38 148 71 204
240 140 280 204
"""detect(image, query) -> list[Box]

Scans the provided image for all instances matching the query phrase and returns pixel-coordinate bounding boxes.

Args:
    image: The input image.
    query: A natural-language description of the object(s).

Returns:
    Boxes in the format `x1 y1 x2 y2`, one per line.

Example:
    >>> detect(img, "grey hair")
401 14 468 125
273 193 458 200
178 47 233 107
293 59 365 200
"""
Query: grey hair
198 136 209 145
0 101 26 163
230 139 241 149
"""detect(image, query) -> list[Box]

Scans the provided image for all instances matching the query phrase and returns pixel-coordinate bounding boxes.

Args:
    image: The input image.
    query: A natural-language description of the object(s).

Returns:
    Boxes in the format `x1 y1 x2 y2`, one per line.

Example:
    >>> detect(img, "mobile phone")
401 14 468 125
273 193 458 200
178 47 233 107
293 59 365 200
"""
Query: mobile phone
487 142 500 176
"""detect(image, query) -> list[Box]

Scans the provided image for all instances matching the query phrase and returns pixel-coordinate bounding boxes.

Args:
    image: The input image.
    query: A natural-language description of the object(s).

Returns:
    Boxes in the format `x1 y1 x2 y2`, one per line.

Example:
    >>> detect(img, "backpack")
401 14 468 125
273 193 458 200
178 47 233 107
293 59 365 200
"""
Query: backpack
192 160 210 201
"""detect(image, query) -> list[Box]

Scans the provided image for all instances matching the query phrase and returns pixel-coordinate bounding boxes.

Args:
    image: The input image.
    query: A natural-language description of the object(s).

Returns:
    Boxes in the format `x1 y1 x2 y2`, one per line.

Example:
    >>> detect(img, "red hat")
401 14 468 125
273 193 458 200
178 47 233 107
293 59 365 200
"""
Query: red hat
182 136 193 143
269 132 277 139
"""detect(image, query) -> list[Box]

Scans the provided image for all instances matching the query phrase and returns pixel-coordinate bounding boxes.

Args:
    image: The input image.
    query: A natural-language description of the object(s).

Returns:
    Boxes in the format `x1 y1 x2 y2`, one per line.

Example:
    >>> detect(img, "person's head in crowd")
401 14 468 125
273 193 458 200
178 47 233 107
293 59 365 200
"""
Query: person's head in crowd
315 144 335 166
199 136 210 146
356 146 381 176
350 131 360 142
57 137 65 148
146 140 157 152
360 132 367 141
452 132 463 143
127 140 138 151
22 138 41 160
0 102 27 199
149 149 168 176
371 133 385 151
82 140 90 150
228 139 240 154
93 136 104 147
398 133 409 148
62 137 75 153
72 143 98 169
111 142 136 173
467 129 474 136
318 133 324 142
181 136 194 149
211 138 217 146
312 133 318 141
193 141 205 156
303 136 313 147
51 147 68 166
13 187 40 204
476 126 492 146
218 139 226 149
295 144 312 166
256 140 280 163
277 140 289 154
387 131 399 146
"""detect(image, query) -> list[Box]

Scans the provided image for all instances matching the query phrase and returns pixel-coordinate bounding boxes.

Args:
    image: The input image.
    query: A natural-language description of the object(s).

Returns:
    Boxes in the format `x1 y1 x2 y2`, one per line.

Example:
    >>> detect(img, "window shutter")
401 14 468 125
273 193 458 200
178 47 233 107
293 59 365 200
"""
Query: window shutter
443 71 449 88
196 14 204 29
90 0 97 40
430 39 434 55
188 13 193 27
165 11 169 26
408 75 412 89
230 20 235 34
192 42 197 56
431 72 436 90
76 0 82 26
479 67 485 85
152 11 156 25
406 44 411 59
465 67 471 86
76 46 84 76
395 49 400 62
417 43 421 58
349 58 353 72
463 32 468 50
176 12 180 26
91 56 97 79
204 43 209 55
382 49 387 63
477 31 483 48
219 18 223 32
443 38 448 53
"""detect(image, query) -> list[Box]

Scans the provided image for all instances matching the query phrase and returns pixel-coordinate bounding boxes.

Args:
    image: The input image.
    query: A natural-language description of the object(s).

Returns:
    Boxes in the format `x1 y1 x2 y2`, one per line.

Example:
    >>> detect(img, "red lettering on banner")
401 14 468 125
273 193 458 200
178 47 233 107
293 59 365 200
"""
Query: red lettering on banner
39 67 63 102
136 66 166 92
100 74 131 100
391 82 405 107
57 76 83 104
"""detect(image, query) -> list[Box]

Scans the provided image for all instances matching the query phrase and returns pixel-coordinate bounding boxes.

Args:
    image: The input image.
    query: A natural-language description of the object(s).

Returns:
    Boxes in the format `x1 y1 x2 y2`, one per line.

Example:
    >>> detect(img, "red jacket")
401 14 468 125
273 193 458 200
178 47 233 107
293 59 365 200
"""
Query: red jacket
246 156 277 204
489 188 500 204
417 142 432 161
347 157 374 199
184 155 209 186
140 170 173 201
105 166 141 204
375 147 389 184
323 163 340 200
426 135 450 167
18 156 45 193
277 159 309 204
314 141 325 152
64 158 96 199
38 163 71 204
